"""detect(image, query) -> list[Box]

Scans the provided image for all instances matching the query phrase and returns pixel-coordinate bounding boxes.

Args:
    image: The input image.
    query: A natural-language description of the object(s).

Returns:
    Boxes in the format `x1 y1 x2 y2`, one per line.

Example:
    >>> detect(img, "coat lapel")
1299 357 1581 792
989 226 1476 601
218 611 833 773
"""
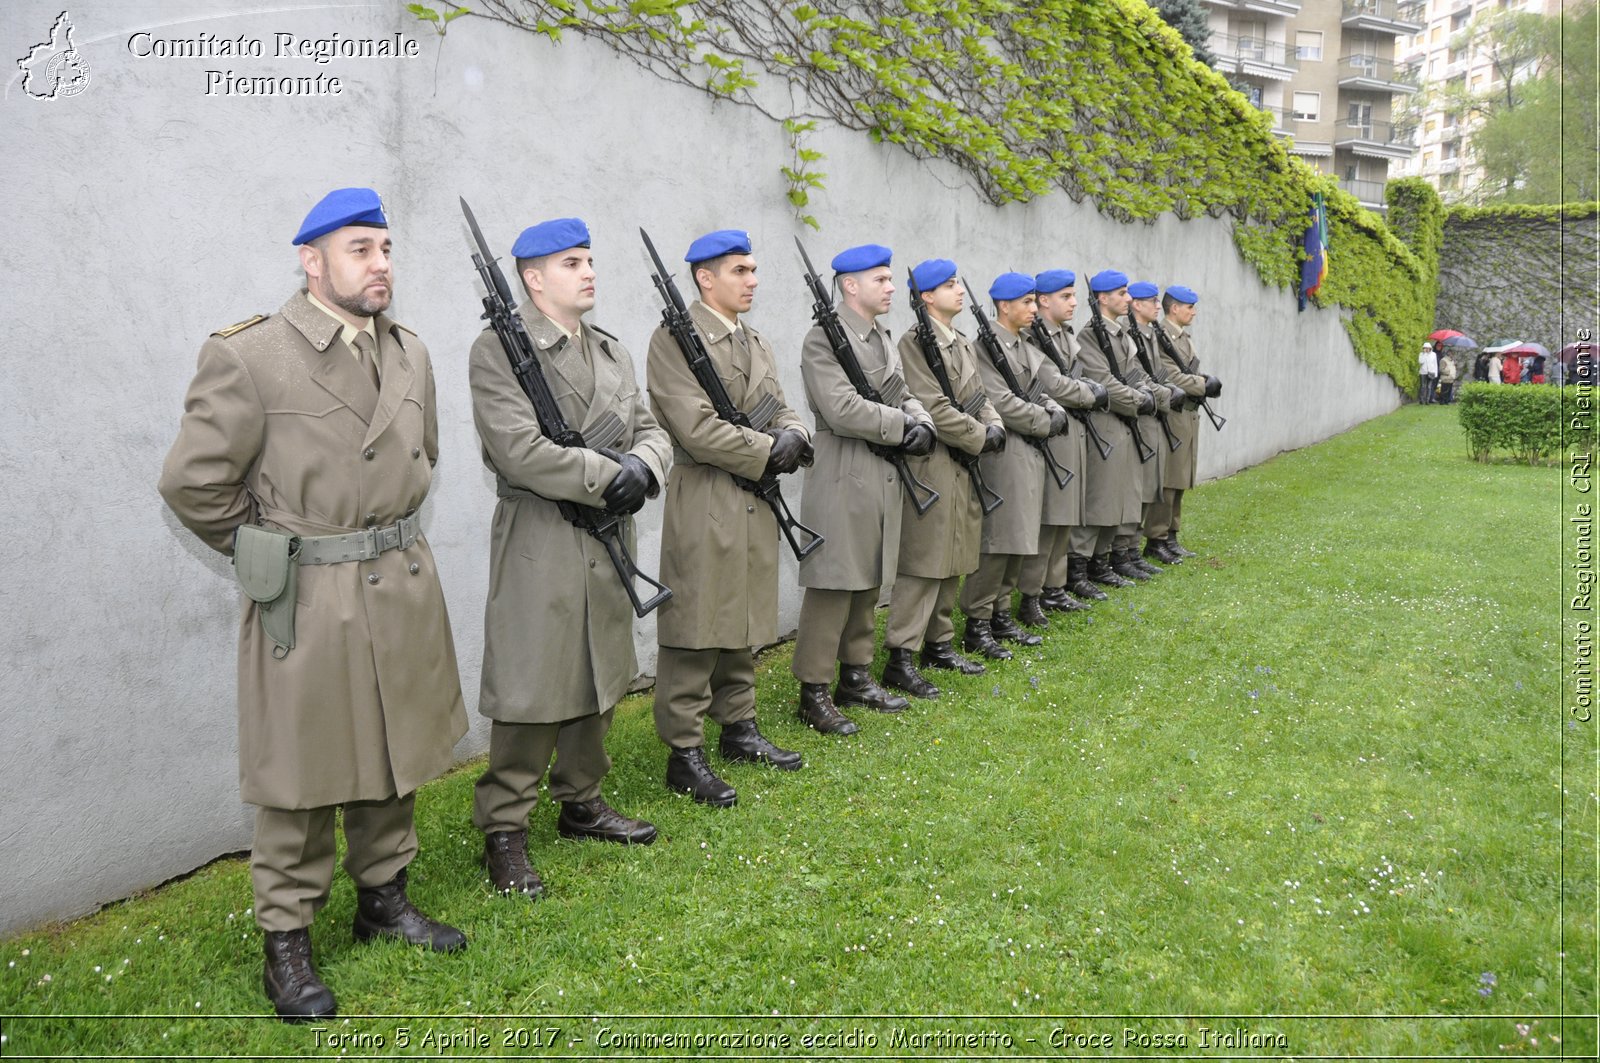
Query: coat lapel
364 319 417 447
581 328 623 436
282 292 376 426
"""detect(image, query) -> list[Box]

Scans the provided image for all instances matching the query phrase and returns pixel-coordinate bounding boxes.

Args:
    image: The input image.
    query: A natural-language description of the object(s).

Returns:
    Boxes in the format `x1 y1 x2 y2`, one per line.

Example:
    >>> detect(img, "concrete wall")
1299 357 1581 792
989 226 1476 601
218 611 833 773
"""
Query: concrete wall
0 0 1401 936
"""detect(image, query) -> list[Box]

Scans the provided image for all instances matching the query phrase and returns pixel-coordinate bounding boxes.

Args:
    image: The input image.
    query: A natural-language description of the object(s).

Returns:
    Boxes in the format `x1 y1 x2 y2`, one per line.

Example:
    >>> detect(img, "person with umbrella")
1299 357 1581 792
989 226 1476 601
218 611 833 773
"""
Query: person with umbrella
1438 348 1459 402
1417 340 1438 404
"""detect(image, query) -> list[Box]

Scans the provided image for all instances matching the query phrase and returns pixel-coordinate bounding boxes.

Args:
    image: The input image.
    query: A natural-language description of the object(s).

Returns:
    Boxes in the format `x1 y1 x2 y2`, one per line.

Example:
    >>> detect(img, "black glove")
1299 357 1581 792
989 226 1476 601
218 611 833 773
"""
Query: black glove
765 428 808 477
901 422 936 457
982 424 1007 453
1087 380 1109 410
1168 384 1186 409
1047 406 1069 435
1137 390 1157 415
599 451 652 515
1204 374 1222 398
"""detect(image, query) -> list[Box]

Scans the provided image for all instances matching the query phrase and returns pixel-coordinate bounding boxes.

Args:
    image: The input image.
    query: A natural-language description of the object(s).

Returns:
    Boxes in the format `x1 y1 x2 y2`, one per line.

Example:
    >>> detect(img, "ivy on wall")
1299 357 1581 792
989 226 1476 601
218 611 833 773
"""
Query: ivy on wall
426 0 1435 388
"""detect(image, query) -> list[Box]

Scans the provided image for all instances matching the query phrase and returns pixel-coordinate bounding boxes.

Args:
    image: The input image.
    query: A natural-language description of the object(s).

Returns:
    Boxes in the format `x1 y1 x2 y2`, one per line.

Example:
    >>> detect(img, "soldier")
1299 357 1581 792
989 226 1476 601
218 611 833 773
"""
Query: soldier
468 218 671 899
958 272 1066 657
1018 269 1106 626
793 244 935 733
646 229 811 806
1121 280 1186 578
1144 285 1220 562
882 258 1005 699
159 188 468 1021
1072 269 1158 596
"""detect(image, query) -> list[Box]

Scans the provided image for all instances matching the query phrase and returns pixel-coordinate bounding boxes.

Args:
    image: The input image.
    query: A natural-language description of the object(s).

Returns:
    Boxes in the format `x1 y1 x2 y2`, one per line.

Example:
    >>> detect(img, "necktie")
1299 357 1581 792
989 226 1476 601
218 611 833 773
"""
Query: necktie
352 332 380 389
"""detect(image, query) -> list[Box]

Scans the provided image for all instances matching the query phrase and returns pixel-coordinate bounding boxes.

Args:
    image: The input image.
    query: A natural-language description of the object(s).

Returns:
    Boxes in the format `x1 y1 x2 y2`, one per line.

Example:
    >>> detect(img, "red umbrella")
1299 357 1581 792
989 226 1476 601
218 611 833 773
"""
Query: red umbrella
1430 328 1466 341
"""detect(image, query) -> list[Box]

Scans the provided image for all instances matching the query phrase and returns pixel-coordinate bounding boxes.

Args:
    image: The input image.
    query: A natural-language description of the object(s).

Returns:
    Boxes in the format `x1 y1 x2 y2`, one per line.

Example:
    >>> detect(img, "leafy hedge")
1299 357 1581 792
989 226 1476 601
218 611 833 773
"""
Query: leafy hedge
1456 383 1574 463
1447 202 1600 225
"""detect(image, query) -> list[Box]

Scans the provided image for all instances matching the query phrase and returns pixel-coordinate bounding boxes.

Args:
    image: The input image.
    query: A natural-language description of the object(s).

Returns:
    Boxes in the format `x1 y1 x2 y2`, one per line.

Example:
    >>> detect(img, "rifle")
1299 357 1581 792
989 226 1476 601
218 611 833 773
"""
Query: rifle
1153 320 1226 431
960 279 1073 490
640 228 824 561
1083 285 1158 465
794 239 939 516
460 197 671 618
1126 319 1183 454
1026 318 1115 462
904 270 1004 516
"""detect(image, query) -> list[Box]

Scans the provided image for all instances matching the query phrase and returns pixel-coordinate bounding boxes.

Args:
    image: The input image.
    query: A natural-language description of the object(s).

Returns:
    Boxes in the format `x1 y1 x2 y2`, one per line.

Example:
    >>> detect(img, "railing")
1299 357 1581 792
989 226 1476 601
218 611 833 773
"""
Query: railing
1210 32 1299 71
1339 177 1387 205
1253 104 1293 130
1338 54 1422 88
1335 117 1417 149
1341 0 1426 29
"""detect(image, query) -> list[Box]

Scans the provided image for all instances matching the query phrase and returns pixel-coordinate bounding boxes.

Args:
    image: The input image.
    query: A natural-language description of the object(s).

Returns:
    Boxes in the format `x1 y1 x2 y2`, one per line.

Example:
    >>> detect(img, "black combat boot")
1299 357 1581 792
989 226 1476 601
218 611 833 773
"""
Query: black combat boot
1091 553 1134 588
353 868 467 952
1043 586 1090 611
921 640 986 675
1145 537 1182 564
557 798 658 844
666 746 738 806
1068 556 1109 601
1129 548 1163 576
1110 549 1150 582
262 928 336 1023
882 647 940 699
1167 533 1197 559
991 610 1043 646
962 618 1013 660
481 830 544 898
1016 595 1050 628
835 664 909 713
718 719 803 771
798 683 859 734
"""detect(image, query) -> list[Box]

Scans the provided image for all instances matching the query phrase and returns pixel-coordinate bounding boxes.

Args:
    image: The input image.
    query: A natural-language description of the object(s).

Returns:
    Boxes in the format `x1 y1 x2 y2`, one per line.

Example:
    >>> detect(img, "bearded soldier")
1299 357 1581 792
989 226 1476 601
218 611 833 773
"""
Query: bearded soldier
159 188 468 1021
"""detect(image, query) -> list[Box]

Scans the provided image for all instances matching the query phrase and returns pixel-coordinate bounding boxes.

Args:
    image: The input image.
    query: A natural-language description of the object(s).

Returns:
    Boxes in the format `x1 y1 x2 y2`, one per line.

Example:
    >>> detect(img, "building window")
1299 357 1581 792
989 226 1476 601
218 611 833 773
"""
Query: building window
1296 31 1324 61
1451 11 1470 31
1441 172 1460 191
1292 92 1321 122
1441 140 1459 160
1442 110 1457 128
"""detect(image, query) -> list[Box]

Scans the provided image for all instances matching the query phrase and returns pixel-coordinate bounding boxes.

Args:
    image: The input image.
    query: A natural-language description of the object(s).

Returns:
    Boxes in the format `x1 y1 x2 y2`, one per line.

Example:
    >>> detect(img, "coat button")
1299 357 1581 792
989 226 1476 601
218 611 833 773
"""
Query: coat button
588 559 596 569
412 447 421 459
363 447 376 460
367 573 380 585
747 505 755 513
409 563 420 575
365 513 378 527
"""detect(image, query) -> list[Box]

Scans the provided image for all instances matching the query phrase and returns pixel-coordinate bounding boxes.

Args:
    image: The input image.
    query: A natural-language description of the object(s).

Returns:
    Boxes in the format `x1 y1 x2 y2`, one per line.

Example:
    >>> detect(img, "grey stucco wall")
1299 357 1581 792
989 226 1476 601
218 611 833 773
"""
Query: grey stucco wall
0 0 1401 936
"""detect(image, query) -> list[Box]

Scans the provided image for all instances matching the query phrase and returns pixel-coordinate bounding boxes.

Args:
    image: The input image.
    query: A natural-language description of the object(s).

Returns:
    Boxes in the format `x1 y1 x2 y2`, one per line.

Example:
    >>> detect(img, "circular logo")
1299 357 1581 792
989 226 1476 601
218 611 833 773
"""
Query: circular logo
45 49 90 98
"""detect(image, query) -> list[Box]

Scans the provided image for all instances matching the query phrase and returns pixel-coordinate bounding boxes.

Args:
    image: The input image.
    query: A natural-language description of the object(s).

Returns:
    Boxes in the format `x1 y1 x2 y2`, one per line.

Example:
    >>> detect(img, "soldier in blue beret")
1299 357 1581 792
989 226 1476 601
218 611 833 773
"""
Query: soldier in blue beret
1143 285 1220 561
161 187 468 1020
467 216 672 895
645 228 812 806
793 244 935 732
1112 279 1184 580
959 273 1067 655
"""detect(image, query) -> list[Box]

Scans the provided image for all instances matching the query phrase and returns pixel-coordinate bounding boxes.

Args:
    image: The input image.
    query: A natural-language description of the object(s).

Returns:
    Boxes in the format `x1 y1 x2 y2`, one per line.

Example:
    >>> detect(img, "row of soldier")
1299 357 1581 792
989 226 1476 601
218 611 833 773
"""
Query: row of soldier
158 188 1221 1021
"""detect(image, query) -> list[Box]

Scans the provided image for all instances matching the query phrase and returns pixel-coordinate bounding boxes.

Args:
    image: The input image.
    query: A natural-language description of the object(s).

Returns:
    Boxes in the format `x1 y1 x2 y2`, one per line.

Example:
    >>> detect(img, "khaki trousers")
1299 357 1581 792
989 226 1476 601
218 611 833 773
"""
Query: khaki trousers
959 553 1022 620
1115 519 1143 553
792 587 879 684
653 645 757 749
471 711 613 835
1069 524 1116 557
1019 526 1069 594
885 573 961 649
1143 488 1185 538
252 793 416 933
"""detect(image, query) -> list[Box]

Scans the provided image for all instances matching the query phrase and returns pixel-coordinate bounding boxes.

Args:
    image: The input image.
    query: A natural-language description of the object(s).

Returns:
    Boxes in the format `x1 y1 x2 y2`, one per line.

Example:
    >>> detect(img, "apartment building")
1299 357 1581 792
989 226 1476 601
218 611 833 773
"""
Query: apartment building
1204 0 1425 211
1389 0 1563 202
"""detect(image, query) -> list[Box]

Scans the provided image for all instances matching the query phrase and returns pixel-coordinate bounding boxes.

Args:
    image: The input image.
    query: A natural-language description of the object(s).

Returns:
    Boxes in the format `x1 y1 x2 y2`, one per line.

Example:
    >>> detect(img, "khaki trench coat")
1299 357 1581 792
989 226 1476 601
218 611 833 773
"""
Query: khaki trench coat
158 291 468 810
972 324 1060 556
1157 319 1208 490
1125 319 1175 502
798 306 930 591
1027 322 1100 528
647 301 809 649
470 306 671 724
894 325 1001 580
1076 315 1150 527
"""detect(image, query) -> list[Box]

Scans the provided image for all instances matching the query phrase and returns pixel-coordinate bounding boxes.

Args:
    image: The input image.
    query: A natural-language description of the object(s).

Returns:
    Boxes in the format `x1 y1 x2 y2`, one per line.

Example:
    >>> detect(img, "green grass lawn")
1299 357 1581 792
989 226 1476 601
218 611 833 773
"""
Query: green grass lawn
2 406 1592 1059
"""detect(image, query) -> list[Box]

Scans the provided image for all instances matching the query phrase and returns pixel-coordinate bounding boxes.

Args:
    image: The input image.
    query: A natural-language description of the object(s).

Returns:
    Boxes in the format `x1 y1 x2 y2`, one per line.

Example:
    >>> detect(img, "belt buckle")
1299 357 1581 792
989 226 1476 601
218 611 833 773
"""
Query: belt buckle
378 525 400 554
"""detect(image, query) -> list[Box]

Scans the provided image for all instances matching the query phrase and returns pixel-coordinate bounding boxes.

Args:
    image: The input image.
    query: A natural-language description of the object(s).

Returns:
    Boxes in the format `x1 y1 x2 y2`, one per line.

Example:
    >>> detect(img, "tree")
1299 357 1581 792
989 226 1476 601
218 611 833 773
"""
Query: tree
1151 0 1214 67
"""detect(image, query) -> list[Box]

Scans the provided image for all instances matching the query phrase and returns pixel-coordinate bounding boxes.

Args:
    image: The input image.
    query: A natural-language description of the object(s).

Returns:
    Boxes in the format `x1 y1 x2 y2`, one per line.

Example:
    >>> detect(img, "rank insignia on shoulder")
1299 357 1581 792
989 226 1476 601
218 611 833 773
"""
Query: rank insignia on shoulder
214 314 268 339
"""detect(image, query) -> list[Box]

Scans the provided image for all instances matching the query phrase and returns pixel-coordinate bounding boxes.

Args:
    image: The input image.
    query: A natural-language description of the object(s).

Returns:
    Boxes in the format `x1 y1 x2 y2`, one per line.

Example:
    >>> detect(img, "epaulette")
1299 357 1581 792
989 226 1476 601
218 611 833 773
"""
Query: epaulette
213 314 267 339
589 323 621 342
392 321 418 337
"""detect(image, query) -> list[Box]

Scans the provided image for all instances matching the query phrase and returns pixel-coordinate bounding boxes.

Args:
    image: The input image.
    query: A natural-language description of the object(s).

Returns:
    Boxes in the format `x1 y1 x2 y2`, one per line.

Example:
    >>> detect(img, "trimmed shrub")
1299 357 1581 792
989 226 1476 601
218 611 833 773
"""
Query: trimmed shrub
1456 382 1573 463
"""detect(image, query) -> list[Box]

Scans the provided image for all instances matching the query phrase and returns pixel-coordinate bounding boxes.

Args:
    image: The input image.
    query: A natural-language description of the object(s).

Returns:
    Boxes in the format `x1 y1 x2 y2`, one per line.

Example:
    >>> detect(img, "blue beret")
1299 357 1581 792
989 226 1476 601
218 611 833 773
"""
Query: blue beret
988 271 1036 302
910 258 957 292
1128 281 1160 299
831 244 893 274
685 229 752 264
1035 269 1076 294
292 187 387 245
512 217 590 259
1165 285 1199 305
1088 269 1129 293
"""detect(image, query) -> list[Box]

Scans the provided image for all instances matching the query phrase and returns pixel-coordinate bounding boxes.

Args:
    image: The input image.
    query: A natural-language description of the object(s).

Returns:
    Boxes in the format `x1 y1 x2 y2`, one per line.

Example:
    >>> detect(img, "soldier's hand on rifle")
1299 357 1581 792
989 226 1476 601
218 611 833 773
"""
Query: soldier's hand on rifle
599 449 653 515
982 424 1007 453
1047 406 1069 436
1167 384 1186 409
1137 389 1157 416
900 419 936 457
1087 380 1109 410
765 428 809 477
1205 374 1222 398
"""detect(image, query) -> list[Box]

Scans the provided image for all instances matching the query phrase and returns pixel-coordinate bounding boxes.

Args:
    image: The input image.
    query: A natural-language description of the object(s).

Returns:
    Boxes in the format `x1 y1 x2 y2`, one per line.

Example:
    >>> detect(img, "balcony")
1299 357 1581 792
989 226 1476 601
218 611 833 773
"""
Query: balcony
1201 0 1302 14
1210 32 1298 81
1250 102 1294 134
1339 176 1388 209
1338 54 1422 93
1438 157 1461 174
1334 117 1419 159
1341 0 1425 35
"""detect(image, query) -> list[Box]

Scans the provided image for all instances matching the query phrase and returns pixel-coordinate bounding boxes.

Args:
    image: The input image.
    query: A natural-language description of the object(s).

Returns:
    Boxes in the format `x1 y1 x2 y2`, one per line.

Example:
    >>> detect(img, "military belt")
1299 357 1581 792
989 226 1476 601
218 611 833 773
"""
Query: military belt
295 513 420 565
